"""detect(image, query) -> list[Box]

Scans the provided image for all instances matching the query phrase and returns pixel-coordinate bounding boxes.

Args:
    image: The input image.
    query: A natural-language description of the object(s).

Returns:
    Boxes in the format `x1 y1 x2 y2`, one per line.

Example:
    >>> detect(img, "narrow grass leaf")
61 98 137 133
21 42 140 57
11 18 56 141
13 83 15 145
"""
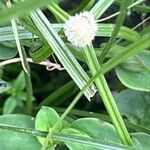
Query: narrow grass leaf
6 0 28 74
68 0 96 14
90 0 114 19
0 123 134 150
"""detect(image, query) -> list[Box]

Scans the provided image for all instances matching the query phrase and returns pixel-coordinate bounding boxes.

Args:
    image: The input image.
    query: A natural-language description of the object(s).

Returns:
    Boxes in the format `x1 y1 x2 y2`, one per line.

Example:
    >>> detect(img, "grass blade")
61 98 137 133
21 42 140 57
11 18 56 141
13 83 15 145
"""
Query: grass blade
90 0 114 19
0 123 134 150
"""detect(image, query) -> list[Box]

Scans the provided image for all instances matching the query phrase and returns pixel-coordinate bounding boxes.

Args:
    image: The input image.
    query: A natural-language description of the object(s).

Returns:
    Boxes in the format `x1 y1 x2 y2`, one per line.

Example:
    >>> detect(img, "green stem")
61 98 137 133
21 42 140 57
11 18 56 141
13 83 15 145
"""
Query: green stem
24 69 33 115
41 88 82 150
83 45 133 146
99 0 131 63
22 47 33 115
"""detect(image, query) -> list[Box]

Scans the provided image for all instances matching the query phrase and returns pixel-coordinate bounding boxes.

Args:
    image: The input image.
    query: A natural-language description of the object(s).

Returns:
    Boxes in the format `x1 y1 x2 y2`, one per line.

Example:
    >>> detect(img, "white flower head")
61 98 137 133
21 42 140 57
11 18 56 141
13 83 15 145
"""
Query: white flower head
64 11 98 47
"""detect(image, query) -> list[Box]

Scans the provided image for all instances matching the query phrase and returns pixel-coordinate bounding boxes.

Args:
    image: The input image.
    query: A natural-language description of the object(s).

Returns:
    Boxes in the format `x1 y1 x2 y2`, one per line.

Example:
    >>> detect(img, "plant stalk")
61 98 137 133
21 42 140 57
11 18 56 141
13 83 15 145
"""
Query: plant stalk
21 47 33 115
83 45 133 146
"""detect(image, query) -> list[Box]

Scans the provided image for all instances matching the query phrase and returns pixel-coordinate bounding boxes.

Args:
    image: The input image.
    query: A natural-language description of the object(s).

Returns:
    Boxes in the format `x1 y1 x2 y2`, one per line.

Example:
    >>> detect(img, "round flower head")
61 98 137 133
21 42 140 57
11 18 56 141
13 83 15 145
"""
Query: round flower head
64 11 98 47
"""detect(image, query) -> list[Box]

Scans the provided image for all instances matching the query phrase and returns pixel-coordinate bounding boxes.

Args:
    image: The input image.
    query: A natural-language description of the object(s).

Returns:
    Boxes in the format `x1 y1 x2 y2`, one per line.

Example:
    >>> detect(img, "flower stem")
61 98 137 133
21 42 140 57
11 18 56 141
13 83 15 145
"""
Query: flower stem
21 48 33 115
83 45 133 146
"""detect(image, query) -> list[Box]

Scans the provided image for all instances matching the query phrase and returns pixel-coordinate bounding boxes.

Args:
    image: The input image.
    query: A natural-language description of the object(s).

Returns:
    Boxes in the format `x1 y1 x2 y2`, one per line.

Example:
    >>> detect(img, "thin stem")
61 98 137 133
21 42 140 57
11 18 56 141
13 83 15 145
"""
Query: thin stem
41 89 81 150
96 12 119 23
83 45 133 146
0 58 64 71
97 0 145 23
98 0 131 63
133 16 150 30
21 47 33 115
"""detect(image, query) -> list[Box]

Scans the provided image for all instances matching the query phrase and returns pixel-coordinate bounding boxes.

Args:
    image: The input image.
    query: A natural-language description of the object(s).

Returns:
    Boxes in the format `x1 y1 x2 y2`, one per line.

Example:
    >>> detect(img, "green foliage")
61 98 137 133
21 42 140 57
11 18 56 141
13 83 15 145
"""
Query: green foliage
0 106 150 149
116 51 150 91
71 118 121 143
0 43 17 60
90 0 114 19
3 96 18 114
35 107 60 145
30 44 53 63
0 0 150 150
2 71 27 114
30 10 96 100
97 24 140 42
114 89 150 128
0 114 41 150
40 81 77 106
0 0 57 26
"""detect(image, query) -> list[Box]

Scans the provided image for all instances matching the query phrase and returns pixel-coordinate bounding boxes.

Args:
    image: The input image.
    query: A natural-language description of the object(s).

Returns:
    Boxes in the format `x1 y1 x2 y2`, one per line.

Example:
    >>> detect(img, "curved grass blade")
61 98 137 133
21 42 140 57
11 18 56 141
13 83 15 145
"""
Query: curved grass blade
90 0 114 19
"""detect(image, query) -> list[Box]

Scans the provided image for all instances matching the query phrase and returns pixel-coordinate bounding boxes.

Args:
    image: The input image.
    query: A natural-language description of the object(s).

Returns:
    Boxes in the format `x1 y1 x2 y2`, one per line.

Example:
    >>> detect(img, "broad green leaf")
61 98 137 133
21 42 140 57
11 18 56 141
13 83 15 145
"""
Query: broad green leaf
90 0 114 19
71 118 121 144
3 96 17 114
35 106 60 145
61 127 97 150
116 51 150 91
0 114 41 150
61 119 132 150
132 133 150 150
0 80 9 93
0 43 17 60
114 89 150 128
